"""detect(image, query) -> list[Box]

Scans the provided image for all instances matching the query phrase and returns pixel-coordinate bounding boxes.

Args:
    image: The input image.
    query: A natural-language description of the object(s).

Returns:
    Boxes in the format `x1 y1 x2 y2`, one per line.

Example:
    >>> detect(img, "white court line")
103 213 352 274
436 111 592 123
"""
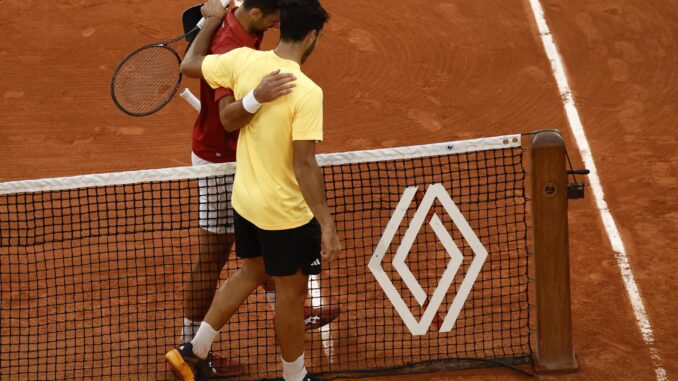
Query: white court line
309 275 334 361
526 1 668 380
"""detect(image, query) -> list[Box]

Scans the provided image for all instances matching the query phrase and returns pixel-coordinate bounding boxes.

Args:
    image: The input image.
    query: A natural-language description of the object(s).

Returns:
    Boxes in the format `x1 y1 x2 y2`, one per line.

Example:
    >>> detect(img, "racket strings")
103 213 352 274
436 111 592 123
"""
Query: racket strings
112 46 182 116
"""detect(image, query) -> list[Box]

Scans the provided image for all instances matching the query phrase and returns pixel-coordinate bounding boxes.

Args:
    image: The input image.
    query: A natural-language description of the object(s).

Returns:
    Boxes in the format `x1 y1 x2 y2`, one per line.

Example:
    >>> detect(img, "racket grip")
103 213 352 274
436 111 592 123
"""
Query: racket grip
180 88 202 112
196 0 231 29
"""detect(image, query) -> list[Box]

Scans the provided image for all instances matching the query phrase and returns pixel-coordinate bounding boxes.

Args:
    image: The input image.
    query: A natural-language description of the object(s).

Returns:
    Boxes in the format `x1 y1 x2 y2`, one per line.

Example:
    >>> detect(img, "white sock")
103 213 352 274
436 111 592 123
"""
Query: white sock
266 291 276 310
182 317 201 343
282 353 307 381
191 322 219 360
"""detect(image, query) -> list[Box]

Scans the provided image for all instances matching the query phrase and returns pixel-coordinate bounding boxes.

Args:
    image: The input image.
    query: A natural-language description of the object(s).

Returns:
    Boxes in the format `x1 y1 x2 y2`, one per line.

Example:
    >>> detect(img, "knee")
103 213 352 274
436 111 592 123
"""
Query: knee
275 277 308 304
240 259 268 284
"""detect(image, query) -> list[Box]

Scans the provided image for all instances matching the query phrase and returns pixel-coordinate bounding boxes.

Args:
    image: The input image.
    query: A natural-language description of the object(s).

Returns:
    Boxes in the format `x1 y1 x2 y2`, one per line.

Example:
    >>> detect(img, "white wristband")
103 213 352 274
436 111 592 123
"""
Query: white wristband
242 89 262 114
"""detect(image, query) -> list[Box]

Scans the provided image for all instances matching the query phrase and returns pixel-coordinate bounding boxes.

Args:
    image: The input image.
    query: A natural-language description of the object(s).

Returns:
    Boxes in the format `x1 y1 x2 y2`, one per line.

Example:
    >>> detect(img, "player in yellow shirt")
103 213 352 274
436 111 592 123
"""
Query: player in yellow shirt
165 1 339 380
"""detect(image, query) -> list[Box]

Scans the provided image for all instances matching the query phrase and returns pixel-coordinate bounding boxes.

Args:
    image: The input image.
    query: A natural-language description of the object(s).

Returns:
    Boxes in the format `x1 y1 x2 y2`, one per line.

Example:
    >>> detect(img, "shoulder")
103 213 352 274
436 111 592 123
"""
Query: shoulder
209 47 260 65
232 47 266 62
218 46 257 57
210 26 237 54
228 46 250 57
295 74 323 99
291 79 323 114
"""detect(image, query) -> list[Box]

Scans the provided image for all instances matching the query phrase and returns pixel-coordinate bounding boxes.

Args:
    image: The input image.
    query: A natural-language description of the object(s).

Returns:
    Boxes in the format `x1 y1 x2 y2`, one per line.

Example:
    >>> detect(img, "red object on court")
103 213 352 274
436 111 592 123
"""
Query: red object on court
208 352 243 378
304 305 341 331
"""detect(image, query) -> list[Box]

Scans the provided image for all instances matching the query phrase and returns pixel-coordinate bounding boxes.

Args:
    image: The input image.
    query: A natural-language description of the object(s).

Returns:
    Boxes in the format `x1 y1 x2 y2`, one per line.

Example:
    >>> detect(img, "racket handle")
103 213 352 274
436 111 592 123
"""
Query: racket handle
180 88 202 112
196 0 231 29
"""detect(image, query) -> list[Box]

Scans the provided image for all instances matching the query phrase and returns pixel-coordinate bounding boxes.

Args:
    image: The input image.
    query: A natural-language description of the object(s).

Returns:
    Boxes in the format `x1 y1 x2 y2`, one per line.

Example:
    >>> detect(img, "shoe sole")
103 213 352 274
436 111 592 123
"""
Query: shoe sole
166 349 196 381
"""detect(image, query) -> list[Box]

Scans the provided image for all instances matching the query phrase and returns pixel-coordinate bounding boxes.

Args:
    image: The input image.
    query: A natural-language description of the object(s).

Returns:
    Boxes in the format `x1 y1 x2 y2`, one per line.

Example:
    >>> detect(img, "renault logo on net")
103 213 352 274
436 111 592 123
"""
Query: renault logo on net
368 183 488 336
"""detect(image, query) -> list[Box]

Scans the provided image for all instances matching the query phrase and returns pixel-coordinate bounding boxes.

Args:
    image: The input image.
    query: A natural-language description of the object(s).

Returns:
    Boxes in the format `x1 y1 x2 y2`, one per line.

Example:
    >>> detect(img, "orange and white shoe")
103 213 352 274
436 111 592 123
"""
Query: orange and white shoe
165 343 210 381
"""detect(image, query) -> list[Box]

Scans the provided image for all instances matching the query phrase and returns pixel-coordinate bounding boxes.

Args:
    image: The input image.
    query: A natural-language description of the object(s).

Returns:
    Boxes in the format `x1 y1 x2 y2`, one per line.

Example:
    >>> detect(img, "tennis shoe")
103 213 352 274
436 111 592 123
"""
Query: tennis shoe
303 305 341 331
165 342 211 381
207 351 243 377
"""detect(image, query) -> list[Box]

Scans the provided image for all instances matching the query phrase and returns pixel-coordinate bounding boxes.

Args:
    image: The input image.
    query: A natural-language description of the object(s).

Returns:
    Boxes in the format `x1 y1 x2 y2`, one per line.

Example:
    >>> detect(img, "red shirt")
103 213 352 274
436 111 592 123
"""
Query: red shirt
192 8 262 163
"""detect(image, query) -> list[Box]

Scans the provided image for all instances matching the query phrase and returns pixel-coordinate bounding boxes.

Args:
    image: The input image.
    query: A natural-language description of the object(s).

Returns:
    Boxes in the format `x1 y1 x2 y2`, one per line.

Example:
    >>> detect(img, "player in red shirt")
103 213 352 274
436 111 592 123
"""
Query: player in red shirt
181 0 339 377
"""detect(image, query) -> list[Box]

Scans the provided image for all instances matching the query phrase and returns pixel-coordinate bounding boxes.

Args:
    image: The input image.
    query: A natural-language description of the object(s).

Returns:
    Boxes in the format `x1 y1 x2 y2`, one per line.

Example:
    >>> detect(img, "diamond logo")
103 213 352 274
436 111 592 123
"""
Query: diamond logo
368 183 488 336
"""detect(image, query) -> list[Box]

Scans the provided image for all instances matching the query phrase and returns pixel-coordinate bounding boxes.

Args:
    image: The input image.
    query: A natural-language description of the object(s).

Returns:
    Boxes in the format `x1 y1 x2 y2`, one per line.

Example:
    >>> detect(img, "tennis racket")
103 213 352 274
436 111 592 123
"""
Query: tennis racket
111 0 230 117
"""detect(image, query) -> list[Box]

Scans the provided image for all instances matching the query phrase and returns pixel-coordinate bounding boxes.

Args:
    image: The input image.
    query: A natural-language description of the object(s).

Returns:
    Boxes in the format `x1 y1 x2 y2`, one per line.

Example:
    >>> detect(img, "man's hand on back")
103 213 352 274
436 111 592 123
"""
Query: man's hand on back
253 70 297 103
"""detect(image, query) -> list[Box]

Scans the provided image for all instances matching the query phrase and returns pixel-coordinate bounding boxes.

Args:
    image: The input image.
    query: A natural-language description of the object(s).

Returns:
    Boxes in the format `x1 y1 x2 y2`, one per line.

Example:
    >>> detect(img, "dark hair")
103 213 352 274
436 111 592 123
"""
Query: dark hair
242 0 282 16
279 0 330 42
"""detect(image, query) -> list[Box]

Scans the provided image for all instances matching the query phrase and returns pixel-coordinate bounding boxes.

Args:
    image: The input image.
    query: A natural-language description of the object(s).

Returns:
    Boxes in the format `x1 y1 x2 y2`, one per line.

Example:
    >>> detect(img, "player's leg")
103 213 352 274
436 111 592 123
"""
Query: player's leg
274 270 310 379
180 153 241 378
167 257 267 381
182 229 231 340
183 153 233 342
202 255 267 329
193 214 268 356
262 218 324 380
261 269 341 333
260 254 340 332
167 211 267 381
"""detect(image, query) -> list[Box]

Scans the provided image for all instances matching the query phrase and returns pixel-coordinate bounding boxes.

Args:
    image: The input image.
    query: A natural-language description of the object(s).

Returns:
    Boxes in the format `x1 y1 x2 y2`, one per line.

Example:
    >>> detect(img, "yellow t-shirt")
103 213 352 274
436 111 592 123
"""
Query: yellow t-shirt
202 48 324 230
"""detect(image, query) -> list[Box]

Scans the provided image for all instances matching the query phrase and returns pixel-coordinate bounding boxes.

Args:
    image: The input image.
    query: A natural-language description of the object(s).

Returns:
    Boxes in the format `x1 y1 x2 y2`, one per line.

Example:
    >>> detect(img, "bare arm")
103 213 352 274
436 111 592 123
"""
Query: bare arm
293 140 341 262
218 70 297 132
218 95 253 132
181 0 227 78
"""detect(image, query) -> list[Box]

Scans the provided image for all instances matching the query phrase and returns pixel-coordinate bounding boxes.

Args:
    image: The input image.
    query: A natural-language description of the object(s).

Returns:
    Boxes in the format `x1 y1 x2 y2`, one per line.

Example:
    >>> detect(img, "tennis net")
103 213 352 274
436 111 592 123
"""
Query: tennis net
0 134 531 380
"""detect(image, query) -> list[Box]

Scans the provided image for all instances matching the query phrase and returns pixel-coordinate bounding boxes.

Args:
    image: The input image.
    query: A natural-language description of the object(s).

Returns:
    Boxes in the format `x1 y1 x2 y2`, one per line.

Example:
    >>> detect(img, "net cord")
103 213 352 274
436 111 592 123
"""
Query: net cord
0 134 521 195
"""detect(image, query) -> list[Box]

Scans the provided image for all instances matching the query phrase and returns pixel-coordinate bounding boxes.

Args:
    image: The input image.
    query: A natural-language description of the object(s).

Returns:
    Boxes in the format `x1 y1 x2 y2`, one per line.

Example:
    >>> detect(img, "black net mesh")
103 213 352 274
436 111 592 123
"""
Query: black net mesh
0 140 531 380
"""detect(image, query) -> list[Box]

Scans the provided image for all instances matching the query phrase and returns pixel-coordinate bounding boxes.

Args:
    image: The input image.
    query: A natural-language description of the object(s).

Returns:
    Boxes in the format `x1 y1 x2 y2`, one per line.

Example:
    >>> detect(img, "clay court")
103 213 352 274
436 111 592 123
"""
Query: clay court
1 0 676 380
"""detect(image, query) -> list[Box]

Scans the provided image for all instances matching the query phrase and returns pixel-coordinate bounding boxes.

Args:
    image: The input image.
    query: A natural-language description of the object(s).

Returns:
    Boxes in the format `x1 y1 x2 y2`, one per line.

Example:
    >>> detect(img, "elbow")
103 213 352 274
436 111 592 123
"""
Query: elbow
294 166 306 184
293 158 314 180
218 114 238 132
179 60 191 76
221 123 239 133
180 59 202 78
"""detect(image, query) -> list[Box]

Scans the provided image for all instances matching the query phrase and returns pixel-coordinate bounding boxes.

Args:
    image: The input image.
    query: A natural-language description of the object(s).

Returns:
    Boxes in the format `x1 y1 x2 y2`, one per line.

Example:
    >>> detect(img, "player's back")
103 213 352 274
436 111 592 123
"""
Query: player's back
203 47 324 229
229 48 319 101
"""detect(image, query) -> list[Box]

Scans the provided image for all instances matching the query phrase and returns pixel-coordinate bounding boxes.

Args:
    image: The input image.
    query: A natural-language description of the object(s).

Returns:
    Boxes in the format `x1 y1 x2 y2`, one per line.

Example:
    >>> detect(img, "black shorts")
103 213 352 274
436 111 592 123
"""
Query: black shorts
234 211 321 276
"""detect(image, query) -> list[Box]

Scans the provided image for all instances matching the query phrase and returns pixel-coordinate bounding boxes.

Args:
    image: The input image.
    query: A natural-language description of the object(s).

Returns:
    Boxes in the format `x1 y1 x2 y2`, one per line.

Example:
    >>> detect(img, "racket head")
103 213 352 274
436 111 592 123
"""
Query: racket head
111 44 182 117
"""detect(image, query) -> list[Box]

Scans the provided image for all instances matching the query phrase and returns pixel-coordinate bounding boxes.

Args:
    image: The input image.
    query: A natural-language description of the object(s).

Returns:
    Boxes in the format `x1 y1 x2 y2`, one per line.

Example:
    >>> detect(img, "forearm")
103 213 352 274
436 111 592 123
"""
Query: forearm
218 97 256 132
294 160 334 227
293 141 340 261
218 70 296 130
181 17 222 78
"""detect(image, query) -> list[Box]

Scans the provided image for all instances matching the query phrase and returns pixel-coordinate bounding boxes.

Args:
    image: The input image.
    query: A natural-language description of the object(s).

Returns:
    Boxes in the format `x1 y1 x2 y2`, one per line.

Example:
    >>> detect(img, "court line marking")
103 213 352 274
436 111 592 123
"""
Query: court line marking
526 1 668 380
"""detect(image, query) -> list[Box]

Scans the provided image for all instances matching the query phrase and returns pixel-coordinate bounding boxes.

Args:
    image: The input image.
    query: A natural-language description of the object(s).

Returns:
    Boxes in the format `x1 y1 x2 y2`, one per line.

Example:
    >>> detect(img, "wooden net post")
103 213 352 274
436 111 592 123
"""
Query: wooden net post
531 131 579 372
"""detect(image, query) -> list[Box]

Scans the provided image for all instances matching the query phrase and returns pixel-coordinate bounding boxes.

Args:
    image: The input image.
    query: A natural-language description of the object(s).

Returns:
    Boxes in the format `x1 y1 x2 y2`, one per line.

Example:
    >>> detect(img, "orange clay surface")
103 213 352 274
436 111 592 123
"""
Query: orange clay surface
1 0 676 380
